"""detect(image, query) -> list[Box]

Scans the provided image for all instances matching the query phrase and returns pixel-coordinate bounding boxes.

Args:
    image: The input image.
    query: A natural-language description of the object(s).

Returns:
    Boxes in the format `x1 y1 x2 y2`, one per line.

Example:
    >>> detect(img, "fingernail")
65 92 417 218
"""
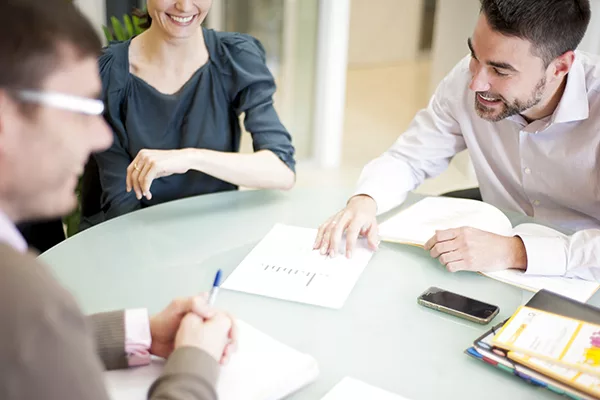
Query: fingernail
320 247 326 255
347 251 352 258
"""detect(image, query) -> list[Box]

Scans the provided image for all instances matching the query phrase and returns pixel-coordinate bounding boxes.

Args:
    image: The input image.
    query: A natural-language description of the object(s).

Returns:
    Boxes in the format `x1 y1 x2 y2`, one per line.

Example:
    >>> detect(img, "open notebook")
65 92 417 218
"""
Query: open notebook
105 320 319 400
378 197 600 302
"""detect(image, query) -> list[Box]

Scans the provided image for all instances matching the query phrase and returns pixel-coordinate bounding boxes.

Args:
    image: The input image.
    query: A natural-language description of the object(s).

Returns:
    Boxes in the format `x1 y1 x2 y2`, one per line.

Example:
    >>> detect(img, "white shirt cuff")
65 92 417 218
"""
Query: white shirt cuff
513 224 568 276
352 184 407 215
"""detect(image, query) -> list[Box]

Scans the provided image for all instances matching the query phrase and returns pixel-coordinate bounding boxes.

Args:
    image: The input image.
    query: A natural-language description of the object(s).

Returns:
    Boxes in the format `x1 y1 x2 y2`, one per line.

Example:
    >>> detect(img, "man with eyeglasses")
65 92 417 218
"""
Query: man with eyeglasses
0 1 235 399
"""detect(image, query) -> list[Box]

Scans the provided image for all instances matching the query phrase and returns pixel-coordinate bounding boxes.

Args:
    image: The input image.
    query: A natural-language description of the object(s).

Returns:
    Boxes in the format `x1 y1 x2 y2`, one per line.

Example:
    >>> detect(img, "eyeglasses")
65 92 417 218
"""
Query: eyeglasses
13 90 105 115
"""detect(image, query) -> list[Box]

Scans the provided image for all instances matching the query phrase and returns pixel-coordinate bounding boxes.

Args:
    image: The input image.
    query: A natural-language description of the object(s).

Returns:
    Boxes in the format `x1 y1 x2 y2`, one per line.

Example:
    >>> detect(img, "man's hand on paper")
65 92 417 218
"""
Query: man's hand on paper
313 195 380 258
424 227 528 272
150 295 238 364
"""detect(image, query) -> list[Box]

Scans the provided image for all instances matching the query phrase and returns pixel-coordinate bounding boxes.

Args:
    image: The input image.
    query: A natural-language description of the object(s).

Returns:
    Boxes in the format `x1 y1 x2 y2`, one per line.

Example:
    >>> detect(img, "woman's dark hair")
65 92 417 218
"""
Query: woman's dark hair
133 8 152 30
480 0 591 66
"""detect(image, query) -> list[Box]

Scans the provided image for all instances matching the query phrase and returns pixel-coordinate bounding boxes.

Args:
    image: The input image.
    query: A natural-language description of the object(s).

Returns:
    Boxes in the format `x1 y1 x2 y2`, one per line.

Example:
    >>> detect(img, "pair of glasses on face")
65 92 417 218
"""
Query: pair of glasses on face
12 90 105 115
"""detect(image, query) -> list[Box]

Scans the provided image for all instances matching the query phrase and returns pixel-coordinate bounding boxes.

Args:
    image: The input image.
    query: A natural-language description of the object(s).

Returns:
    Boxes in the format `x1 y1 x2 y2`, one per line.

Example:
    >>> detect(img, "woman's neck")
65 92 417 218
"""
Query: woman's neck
133 26 208 71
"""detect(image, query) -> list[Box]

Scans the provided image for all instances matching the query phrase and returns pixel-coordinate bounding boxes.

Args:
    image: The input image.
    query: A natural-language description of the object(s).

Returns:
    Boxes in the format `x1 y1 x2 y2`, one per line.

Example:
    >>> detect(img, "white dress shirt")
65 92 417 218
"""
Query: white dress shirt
355 51 600 281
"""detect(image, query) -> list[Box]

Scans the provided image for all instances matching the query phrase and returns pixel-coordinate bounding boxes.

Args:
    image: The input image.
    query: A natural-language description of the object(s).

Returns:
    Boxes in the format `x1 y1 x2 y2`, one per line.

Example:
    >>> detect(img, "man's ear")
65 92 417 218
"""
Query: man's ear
0 90 7 143
550 50 575 80
0 89 18 155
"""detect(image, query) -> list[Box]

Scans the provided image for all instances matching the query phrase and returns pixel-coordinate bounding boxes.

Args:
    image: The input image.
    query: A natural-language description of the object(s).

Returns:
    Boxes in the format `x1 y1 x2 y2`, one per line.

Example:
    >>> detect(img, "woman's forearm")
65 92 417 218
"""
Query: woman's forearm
184 148 295 190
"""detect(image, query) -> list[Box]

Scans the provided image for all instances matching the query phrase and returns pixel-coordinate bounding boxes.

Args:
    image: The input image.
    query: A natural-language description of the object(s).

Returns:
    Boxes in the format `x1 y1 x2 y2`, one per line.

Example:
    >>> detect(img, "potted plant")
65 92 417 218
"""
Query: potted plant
103 11 146 42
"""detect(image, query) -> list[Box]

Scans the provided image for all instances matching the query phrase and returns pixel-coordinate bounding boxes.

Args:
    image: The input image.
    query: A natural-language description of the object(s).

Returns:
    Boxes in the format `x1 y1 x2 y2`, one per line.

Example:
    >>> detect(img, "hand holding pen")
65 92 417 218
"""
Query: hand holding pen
174 269 237 364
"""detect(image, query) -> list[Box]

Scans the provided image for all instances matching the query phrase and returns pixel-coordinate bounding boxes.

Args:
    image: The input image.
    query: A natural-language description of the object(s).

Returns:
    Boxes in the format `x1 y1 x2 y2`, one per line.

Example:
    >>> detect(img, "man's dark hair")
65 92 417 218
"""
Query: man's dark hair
480 0 591 66
0 0 102 91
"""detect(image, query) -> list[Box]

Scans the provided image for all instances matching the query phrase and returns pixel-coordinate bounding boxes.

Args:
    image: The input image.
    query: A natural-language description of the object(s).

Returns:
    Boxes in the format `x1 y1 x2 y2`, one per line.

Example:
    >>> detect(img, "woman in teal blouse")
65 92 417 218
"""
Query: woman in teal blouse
89 0 296 224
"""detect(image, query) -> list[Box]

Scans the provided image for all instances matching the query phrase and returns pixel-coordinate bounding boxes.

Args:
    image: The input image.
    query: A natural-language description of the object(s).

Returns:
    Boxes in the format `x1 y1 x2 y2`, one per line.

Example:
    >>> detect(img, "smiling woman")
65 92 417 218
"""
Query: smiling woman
82 0 296 228
143 0 212 36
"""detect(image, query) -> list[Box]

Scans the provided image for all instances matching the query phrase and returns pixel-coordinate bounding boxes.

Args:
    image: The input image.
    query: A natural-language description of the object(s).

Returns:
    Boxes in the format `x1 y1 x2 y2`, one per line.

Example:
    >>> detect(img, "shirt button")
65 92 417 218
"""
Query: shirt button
533 200 540 206
524 167 531 174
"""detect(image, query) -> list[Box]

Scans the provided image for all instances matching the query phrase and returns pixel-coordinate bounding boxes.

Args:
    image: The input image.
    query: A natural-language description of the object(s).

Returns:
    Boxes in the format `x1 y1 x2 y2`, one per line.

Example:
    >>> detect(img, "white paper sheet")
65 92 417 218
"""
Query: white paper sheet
222 224 374 309
321 377 411 400
105 320 319 400
483 269 599 302
378 197 513 246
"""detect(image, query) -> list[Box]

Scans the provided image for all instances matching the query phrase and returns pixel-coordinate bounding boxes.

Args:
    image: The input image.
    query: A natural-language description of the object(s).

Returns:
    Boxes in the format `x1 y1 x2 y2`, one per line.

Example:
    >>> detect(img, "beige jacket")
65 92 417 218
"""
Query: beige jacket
0 243 219 400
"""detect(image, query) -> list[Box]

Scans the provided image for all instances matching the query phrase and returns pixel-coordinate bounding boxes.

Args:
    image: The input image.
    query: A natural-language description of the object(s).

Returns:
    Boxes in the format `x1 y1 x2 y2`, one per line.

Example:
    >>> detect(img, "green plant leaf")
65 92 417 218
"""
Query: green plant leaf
102 25 114 42
123 14 135 38
63 208 80 237
132 15 144 35
63 177 82 237
111 16 126 41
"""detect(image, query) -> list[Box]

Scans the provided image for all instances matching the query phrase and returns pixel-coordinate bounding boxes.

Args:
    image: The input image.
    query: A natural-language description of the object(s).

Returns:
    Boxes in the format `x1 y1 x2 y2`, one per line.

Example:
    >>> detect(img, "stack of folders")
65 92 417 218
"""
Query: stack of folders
465 290 600 400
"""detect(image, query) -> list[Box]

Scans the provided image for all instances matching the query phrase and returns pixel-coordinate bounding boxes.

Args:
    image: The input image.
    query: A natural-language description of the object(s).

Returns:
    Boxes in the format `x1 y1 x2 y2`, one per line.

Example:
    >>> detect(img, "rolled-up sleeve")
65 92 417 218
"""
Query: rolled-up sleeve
226 35 296 173
514 223 600 281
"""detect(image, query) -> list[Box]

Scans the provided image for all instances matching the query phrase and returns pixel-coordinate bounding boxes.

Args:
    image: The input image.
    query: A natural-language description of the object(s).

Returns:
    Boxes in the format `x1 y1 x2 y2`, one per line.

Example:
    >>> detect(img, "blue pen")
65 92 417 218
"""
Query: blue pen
208 269 223 306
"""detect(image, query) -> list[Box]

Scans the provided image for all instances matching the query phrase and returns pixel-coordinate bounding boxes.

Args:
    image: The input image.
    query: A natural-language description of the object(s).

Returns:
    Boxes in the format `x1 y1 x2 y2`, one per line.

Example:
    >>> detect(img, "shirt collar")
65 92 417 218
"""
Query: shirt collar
0 210 27 253
506 53 589 126
551 53 589 124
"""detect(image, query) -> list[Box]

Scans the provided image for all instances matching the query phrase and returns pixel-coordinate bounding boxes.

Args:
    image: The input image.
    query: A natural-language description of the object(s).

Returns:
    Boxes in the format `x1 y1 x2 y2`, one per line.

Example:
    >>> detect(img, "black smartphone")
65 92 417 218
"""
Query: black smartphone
417 286 499 324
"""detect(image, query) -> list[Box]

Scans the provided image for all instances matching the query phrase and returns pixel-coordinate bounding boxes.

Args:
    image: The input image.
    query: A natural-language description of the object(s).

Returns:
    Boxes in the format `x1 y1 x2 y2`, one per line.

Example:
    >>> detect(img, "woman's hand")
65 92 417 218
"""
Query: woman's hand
127 148 295 201
127 149 192 200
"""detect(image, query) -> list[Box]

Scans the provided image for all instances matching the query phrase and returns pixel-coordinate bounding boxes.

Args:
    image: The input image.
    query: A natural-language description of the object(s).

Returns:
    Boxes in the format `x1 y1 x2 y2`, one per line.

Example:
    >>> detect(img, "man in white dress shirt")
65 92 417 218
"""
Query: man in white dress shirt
315 0 600 281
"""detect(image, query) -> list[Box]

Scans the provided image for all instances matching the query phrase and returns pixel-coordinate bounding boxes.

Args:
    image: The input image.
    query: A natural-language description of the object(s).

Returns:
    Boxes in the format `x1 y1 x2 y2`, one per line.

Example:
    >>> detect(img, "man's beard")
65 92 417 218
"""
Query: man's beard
474 77 546 122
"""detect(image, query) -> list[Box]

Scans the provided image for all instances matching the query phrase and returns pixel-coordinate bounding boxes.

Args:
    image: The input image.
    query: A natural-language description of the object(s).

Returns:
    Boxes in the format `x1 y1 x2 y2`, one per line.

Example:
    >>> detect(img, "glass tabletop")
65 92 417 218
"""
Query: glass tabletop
41 187 596 399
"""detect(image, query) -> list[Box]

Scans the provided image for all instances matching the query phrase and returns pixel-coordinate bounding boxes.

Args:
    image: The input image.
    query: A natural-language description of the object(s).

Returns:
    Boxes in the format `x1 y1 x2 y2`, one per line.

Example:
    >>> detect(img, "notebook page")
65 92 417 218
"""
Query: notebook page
222 224 374 309
321 377 411 400
378 197 513 246
105 320 319 400
483 269 600 302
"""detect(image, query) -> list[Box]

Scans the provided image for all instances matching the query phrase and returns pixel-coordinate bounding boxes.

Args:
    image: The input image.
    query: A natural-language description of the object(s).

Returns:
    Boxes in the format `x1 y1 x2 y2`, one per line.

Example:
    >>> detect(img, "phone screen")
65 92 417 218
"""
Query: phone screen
419 287 498 319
